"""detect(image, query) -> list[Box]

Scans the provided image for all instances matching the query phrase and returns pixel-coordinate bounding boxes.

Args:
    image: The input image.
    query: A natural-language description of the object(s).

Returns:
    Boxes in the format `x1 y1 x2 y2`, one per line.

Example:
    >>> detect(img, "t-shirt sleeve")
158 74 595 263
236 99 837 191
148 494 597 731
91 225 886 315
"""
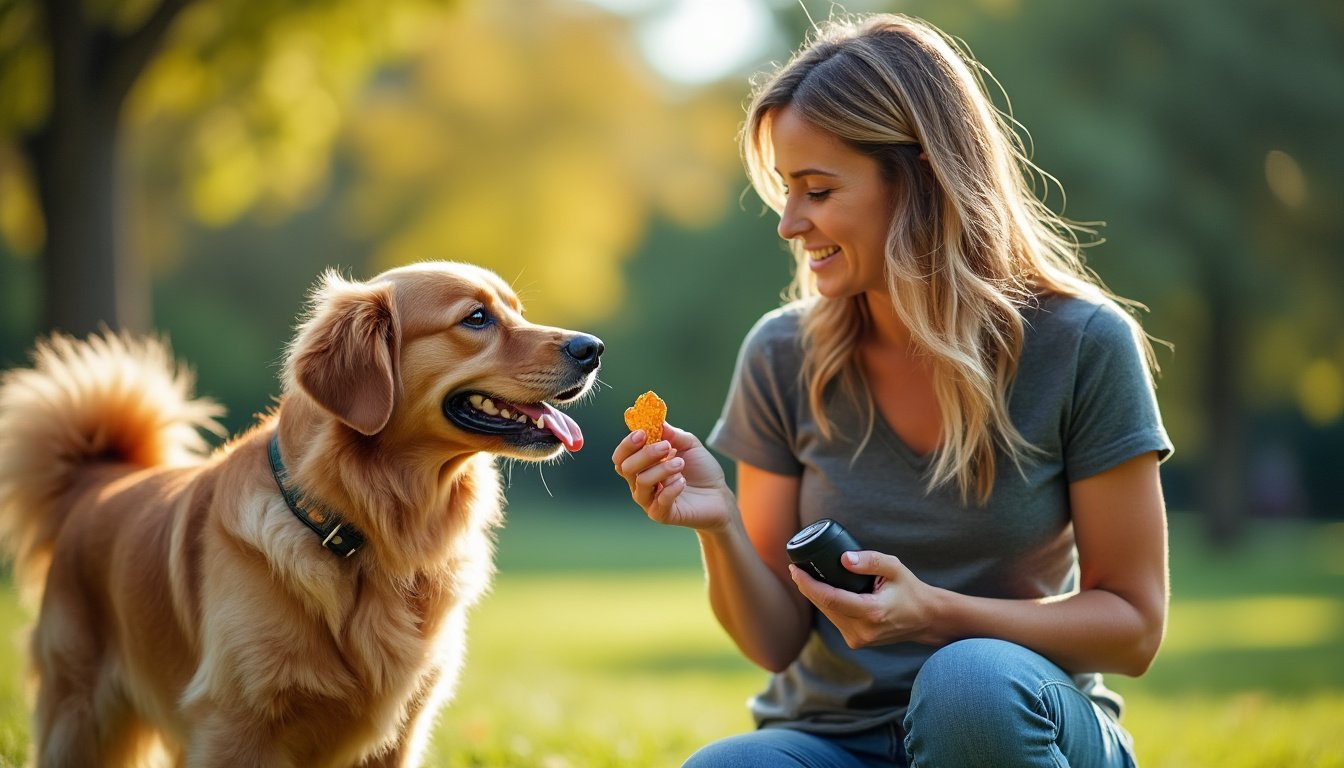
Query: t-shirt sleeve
706 312 804 476
1064 303 1174 482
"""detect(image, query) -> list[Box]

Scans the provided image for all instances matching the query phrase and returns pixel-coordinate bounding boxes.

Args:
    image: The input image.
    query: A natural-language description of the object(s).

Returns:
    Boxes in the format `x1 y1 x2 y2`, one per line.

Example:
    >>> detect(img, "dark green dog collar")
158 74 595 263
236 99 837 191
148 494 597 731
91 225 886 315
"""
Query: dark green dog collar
268 433 364 558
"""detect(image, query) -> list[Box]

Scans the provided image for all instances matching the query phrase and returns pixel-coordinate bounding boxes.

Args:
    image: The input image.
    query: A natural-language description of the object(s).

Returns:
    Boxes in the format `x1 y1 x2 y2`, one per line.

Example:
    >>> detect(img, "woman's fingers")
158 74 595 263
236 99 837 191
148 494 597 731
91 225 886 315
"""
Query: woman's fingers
614 433 666 476
611 430 647 471
634 456 684 508
613 432 685 511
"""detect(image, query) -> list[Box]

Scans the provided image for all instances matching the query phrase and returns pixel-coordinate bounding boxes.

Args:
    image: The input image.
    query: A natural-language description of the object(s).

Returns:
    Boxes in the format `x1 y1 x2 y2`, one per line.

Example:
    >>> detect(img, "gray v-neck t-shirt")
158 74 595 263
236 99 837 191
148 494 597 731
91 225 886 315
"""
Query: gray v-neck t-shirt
707 293 1173 734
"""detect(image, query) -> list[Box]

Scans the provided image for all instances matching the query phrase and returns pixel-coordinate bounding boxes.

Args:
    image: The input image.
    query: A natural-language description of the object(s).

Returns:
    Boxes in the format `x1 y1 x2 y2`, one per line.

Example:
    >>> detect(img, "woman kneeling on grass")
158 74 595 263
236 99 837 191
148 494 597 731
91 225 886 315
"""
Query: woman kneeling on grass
612 12 1172 768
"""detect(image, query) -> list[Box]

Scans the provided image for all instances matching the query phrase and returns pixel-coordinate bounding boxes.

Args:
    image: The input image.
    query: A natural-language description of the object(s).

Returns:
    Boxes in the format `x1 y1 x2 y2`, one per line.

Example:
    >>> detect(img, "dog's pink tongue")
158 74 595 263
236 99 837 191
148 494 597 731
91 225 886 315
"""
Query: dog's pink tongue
540 403 583 451
512 402 583 451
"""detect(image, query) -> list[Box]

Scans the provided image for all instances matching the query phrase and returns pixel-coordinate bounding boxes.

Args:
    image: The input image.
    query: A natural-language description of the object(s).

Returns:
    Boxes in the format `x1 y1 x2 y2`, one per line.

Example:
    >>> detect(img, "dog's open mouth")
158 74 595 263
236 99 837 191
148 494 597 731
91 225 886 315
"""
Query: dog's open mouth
443 392 584 451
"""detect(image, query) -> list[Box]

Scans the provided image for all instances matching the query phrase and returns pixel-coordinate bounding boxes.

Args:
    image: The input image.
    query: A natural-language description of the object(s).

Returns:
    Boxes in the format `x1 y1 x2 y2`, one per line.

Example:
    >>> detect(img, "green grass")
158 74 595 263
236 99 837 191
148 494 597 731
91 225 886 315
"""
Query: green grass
1 508 1343 766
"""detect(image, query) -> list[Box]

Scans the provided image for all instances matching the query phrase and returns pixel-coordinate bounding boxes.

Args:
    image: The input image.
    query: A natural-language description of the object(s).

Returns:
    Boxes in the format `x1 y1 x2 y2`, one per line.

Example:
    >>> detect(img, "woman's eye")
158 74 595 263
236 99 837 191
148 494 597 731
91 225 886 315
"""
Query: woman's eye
461 308 491 328
806 189 831 201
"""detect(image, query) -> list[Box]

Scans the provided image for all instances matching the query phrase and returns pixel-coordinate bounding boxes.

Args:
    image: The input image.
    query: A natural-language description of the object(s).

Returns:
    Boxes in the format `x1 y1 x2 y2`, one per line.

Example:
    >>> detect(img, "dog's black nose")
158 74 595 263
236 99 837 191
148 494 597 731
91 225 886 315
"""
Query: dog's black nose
564 334 604 371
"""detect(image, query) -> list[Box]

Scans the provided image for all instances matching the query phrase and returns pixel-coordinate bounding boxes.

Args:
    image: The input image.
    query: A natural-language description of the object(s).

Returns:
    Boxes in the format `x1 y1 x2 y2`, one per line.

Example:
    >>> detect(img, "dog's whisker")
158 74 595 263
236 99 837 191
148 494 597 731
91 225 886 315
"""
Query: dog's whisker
536 465 554 498
575 378 609 406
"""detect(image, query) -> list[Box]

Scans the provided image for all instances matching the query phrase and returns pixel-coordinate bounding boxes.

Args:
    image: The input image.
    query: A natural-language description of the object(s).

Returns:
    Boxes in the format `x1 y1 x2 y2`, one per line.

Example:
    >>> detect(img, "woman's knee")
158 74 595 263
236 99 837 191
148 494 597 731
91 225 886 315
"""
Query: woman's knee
904 639 1064 760
683 728 855 768
912 638 1054 705
683 735 764 768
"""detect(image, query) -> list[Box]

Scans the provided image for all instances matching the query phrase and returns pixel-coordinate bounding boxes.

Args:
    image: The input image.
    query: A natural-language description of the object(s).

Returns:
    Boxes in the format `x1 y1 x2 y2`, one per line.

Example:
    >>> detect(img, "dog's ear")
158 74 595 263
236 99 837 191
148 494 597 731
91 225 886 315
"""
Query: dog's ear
288 271 402 435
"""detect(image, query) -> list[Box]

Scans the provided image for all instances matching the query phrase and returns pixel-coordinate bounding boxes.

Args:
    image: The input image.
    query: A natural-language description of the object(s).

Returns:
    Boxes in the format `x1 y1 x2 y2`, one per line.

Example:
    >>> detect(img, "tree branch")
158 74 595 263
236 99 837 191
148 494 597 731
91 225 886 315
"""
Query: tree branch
96 0 196 111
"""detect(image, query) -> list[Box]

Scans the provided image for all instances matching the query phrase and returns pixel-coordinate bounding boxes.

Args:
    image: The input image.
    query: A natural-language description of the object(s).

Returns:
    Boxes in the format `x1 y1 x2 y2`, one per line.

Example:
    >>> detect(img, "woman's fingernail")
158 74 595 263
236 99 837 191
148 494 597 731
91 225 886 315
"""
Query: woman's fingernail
630 431 644 445
845 552 860 565
667 458 684 470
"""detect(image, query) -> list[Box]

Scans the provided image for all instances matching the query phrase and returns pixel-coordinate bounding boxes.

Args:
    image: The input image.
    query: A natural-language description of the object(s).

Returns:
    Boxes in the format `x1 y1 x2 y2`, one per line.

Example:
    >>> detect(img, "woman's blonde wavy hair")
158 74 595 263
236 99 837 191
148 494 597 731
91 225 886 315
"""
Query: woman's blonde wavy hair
742 13 1158 504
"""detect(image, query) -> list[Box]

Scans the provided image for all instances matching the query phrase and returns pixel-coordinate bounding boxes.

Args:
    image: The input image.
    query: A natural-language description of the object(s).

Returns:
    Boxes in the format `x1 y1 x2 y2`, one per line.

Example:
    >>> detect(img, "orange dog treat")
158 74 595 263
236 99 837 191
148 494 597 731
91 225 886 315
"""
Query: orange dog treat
623 391 667 445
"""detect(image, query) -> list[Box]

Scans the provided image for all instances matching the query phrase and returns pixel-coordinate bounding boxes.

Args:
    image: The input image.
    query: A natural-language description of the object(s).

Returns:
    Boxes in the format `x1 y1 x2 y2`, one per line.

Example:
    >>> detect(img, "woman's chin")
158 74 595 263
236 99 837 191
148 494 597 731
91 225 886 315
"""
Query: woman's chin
814 281 856 299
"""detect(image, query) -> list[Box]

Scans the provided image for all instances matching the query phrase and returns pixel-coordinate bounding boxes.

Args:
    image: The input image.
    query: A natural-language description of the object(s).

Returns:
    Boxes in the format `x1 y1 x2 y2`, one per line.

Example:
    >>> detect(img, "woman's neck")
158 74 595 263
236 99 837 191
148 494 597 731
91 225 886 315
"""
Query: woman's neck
862 290 913 351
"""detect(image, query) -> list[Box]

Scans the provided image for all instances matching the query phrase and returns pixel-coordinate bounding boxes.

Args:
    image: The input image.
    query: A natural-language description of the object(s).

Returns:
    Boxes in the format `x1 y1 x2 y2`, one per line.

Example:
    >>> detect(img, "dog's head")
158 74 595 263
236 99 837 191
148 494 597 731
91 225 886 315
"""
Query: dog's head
284 261 602 462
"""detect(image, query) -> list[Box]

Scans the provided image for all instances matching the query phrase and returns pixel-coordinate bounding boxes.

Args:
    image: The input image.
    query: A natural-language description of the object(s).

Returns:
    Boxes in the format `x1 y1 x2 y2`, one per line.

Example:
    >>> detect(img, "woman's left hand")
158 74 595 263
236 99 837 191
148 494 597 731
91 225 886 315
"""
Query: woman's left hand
789 551 943 649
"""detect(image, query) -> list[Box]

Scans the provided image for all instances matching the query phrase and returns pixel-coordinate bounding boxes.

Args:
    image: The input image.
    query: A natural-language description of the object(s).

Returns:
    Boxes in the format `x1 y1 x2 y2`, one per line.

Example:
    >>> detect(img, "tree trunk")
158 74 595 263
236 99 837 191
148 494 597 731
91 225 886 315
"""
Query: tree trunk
1201 258 1248 545
33 107 143 336
30 0 189 337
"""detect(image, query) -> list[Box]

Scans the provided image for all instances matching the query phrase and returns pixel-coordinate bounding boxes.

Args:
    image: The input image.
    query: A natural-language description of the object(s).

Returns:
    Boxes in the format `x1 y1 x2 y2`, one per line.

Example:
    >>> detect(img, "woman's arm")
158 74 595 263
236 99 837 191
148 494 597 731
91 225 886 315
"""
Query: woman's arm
792 451 1169 676
613 427 812 671
698 462 812 671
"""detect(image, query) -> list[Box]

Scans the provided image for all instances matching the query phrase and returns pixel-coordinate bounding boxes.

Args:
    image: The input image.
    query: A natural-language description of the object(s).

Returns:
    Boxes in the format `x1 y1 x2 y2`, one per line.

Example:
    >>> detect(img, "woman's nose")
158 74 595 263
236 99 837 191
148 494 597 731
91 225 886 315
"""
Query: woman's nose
777 203 810 240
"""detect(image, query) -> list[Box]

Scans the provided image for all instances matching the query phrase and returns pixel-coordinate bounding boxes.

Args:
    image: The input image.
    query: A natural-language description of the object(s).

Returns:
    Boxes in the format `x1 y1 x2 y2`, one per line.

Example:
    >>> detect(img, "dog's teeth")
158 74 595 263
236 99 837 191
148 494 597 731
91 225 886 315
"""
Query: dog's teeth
500 408 512 419
469 394 484 408
482 398 498 415
535 415 546 429
515 413 528 424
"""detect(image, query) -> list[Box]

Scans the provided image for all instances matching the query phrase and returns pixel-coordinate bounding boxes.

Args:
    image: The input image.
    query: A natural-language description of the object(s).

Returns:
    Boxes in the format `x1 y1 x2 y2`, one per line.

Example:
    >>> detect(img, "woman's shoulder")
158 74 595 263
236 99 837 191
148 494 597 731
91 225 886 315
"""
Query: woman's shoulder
750 302 806 333
742 302 807 350
1025 292 1141 349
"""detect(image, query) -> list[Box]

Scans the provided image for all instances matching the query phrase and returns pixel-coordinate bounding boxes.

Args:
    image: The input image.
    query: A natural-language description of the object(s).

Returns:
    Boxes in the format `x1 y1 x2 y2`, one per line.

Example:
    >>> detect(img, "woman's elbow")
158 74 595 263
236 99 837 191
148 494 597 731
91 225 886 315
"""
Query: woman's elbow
745 639 805 673
738 626 807 673
754 654 794 674
1121 606 1167 677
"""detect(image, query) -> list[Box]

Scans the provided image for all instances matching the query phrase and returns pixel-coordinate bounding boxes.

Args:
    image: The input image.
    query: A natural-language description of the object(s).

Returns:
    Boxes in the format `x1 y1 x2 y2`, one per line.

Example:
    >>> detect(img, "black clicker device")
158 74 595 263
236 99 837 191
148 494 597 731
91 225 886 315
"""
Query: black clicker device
785 518 876 593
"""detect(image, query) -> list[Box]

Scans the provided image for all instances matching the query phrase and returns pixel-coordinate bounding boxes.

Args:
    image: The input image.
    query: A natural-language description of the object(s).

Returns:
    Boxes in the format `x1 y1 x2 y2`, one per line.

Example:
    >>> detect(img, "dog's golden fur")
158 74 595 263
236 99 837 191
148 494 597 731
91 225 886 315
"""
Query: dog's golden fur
0 261 601 767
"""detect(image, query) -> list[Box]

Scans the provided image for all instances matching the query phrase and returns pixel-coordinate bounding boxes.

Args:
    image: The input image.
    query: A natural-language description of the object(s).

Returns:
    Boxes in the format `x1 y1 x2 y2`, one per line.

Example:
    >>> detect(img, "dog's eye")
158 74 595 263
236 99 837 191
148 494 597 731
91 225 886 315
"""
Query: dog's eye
461 308 492 328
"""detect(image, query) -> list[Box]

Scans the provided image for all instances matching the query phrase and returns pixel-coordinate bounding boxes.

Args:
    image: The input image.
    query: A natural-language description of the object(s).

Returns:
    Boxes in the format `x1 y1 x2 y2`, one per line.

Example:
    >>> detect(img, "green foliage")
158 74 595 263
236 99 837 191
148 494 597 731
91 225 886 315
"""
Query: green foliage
1 0 1343 517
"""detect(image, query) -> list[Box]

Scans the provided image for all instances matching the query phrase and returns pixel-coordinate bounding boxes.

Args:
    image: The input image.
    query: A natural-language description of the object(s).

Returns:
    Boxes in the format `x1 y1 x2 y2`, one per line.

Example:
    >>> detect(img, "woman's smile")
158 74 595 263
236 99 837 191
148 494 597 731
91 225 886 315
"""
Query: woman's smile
807 246 842 270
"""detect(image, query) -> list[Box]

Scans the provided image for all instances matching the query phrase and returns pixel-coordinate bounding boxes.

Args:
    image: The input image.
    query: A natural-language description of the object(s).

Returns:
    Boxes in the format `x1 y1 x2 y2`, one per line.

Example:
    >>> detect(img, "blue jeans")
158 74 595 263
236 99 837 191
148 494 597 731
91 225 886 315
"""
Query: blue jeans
683 639 1136 767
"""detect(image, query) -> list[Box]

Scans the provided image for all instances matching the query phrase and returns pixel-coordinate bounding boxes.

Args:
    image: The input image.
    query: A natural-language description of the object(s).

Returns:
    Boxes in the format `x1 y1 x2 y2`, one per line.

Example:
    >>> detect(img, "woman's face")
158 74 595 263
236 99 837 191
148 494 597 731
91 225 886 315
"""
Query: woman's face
769 105 897 299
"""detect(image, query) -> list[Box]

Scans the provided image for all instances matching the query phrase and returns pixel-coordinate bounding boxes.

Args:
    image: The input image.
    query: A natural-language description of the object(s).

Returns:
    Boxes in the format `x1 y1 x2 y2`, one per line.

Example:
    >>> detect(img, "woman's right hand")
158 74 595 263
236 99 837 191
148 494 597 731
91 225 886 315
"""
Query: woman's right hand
615 427 815 669
612 422 735 531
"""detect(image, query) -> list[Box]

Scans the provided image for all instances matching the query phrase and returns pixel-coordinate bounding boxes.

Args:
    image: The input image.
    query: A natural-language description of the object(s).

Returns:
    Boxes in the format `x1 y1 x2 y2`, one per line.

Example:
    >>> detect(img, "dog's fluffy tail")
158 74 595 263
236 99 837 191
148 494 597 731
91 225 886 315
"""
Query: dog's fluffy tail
0 331 224 603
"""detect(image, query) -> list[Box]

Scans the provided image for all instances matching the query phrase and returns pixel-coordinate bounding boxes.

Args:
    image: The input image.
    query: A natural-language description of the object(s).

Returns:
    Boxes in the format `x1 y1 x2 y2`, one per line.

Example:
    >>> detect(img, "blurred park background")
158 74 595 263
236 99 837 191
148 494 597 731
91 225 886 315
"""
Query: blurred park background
0 0 1342 765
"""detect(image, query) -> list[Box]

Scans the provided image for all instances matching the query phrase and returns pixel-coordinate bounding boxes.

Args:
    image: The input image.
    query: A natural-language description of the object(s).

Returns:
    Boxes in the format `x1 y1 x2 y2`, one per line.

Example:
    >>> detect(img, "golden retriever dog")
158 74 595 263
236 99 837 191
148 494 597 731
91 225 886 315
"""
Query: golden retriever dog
0 261 602 767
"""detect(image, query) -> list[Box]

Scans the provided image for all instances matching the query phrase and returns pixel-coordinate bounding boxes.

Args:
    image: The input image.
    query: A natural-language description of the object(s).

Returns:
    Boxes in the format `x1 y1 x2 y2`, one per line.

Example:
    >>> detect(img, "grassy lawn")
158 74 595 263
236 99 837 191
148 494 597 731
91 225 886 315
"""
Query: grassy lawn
0 507 1342 766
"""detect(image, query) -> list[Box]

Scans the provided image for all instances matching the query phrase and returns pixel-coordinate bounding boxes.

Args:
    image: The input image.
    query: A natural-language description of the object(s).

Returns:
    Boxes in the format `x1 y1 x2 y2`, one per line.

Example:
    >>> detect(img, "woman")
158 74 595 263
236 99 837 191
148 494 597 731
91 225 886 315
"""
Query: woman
612 13 1171 767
